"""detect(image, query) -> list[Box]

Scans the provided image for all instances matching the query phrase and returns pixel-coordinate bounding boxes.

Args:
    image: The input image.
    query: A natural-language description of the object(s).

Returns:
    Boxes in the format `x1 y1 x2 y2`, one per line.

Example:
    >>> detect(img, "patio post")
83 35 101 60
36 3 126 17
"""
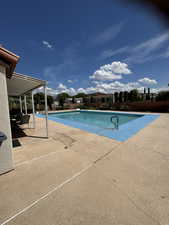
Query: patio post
44 84 48 138
24 94 27 114
19 96 22 113
32 91 35 129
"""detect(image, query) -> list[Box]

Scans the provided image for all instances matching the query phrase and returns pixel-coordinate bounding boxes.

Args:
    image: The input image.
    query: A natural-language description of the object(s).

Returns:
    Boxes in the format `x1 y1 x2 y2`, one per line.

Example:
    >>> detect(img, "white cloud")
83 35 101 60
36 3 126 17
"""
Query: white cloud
99 46 129 60
90 71 122 81
67 79 78 84
91 23 124 46
67 80 73 83
76 81 142 94
58 81 141 95
90 61 132 81
42 40 53 49
101 62 131 74
57 83 76 95
138 77 157 85
35 86 59 95
58 83 67 89
76 88 87 93
36 79 163 96
133 32 169 54
125 31 169 64
66 88 76 96
161 46 169 58
98 32 169 64
89 81 140 93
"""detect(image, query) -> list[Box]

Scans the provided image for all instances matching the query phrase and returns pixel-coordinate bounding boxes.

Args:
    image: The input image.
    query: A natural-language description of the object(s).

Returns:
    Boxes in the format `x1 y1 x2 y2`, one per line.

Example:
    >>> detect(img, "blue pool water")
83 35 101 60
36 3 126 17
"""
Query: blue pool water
49 110 143 129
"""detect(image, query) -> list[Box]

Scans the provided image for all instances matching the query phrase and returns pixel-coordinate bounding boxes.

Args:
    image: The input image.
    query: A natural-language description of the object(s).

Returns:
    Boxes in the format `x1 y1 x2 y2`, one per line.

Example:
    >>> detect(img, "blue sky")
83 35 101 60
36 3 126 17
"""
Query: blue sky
1 0 169 95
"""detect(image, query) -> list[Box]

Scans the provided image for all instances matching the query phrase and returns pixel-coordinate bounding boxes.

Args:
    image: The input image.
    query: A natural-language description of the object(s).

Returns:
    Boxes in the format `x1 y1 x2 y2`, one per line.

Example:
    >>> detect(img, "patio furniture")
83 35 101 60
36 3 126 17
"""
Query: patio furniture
15 112 23 122
18 114 30 125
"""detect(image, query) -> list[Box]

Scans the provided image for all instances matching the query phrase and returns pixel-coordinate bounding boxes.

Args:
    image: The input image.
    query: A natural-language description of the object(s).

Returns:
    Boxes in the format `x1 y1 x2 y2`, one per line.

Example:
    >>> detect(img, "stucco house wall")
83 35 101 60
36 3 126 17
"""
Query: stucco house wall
0 47 19 174
0 65 13 174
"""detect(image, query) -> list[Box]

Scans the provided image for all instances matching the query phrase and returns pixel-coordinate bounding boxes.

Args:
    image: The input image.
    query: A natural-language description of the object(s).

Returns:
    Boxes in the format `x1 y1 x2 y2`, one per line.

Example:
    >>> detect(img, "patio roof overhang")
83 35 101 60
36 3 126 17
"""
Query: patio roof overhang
7 72 46 96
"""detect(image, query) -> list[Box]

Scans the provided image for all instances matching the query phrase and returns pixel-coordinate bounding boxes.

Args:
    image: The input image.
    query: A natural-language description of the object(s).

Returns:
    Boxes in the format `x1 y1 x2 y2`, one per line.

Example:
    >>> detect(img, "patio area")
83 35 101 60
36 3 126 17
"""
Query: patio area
0 113 169 225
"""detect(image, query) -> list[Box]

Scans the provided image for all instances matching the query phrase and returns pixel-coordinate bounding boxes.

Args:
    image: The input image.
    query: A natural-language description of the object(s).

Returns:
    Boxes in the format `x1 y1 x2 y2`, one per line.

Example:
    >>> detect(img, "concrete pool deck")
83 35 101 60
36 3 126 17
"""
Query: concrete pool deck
0 112 169 225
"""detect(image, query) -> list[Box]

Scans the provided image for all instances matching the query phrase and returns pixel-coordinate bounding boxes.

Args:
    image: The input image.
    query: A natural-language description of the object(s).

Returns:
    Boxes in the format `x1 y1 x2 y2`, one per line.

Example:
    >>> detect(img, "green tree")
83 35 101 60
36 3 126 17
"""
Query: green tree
90 96 95 103
34 92 44 104
124 91 129 102
34 92 45 110
34 92 54 110
156 91 169 101
74 93 86 98
119 92 124 103
101 97 105 103
72 96 75 104
146 87 151 100
114 92 119 103
57 92 70 108
47 95 54 110
129 89 140 102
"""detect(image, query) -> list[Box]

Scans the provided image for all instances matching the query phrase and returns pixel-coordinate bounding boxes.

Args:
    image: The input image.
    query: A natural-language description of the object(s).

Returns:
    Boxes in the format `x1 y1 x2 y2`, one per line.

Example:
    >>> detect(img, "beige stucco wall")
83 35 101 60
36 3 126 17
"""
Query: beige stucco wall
0 65 13 174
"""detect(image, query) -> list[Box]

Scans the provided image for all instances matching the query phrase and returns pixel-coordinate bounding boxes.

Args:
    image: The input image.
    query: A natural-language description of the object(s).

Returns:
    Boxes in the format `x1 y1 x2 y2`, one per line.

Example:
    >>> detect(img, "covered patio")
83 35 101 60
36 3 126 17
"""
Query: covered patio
7 72 49 139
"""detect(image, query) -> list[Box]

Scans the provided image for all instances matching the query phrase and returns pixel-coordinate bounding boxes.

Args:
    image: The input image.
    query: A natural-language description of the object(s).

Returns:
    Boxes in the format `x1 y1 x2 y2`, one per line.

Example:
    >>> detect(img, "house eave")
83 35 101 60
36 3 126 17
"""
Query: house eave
0 46 20 78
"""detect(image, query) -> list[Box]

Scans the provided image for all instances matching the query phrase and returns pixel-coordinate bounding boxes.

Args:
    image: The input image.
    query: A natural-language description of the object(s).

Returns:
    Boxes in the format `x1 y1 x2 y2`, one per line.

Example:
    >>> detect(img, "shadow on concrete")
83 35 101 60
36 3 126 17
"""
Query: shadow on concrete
27 135 48 139
12 139 21 148
11 123 48 148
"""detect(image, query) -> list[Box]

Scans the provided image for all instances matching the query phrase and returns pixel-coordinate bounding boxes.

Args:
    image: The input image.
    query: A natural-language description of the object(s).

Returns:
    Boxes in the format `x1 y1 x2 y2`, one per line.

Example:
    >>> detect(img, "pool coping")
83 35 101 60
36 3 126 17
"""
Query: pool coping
37 110 159 142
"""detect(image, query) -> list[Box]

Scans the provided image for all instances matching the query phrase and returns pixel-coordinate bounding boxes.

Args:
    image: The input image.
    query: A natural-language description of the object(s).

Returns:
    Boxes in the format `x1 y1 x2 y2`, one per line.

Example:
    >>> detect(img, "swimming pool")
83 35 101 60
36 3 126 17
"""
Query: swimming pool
49 111 142 129
38 110 159 141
